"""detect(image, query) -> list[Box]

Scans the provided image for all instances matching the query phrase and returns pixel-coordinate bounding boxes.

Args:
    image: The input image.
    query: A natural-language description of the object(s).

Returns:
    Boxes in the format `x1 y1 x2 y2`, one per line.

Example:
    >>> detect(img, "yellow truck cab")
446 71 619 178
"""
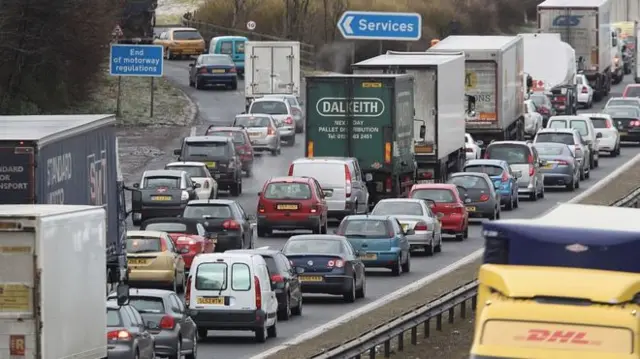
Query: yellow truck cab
473 203 640 359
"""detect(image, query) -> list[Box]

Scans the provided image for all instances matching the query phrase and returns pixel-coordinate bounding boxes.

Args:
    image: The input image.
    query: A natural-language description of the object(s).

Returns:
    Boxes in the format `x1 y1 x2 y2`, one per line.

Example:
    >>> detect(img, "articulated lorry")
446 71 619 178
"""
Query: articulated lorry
305 74 418 205
0 115 130 288
428 36 525 149
352 51 467 182
0 205 109 358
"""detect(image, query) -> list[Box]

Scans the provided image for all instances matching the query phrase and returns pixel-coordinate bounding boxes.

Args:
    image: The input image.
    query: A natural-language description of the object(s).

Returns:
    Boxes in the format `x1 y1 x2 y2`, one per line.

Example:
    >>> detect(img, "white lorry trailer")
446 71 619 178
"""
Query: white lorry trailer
0 205 107 358
520 33 576 95
428 36 525 150
351 51 467 182
244 41 301 109
538 0 615 101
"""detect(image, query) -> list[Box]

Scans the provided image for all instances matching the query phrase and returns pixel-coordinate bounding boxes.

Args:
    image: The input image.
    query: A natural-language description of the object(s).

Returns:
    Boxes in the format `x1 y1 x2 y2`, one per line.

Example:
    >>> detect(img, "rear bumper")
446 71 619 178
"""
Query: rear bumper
543 173 573 186
597 137 617 151
360 251 400 267
300 274 352 294
211 171 239 186
258 215 321 230
189 308 267 330
107 344 135 359
197 74 237 84
128 269 174 284
440 216 466 233
250 137 278 151
140 205 186 219
406 231 433 247
170 48 205 56
212 234 243 252
620 130 640 141
327 201 357 219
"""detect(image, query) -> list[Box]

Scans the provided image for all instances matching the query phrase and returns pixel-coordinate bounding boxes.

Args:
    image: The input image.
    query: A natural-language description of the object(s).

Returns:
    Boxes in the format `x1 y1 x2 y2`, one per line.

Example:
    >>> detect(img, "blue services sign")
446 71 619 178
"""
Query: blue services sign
337 11 422 41
109 44 164 77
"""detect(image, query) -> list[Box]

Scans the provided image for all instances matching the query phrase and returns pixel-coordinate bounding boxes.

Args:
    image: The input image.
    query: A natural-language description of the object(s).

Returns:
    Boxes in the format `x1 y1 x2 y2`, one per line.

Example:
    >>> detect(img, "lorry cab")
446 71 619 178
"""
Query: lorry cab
209 36 247 75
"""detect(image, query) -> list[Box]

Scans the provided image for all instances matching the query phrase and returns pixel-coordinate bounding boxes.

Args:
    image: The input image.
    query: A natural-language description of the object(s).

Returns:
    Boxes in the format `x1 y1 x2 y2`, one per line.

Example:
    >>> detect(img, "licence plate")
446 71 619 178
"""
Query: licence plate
151 196 171 201
205 162 216 168
128 258 149 265
360 253 378 260
196 296 224 305
277 204 299 210
466 206 476 212
248 132 261 137
212 69 225 73
300 276 323 282
620 131 628 135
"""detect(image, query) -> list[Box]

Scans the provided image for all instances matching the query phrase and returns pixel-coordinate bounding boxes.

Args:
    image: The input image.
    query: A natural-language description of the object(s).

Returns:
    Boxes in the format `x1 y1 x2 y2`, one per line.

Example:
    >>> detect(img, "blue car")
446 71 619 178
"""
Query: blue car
463 159 520 210
336 215 411 276
188 54 238 90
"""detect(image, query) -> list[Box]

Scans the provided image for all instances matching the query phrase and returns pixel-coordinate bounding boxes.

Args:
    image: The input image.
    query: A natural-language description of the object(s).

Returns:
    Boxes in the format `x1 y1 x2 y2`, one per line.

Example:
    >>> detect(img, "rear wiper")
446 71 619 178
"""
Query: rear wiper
218 268 227 296
130 249 158 253
344 234 367 238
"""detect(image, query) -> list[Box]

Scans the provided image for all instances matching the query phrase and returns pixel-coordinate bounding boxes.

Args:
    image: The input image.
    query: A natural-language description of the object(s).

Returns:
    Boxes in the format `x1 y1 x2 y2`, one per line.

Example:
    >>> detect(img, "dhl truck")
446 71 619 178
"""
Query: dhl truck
472 203 640 358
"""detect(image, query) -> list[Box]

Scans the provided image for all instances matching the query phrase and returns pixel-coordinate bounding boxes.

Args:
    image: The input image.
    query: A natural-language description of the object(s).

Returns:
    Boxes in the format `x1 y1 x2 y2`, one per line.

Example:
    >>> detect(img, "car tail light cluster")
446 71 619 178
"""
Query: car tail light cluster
229 67 237 73
223 220 241 230
528 154 535 176
327 259 345 268
285 117 294 124
198 67 207 74
287 164 294 176
270 274 285 288
159 315 175 329
310 205 318 213
254 276 262 310
258 204 265 213
555 159 569 166
385 177 393 193
581 86 588 93
107 330 131 341
479 194 490 202
466 147 474 153
414 222 428 231
538 107 549 115
267 126 276 135
630 120 640 126
344 164 352 197
605 121 612 128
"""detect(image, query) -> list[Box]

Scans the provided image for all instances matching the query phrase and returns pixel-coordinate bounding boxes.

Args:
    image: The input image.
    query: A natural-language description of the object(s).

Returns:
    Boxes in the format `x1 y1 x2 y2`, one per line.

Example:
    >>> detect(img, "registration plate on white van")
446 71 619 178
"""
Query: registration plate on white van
196 296 224 305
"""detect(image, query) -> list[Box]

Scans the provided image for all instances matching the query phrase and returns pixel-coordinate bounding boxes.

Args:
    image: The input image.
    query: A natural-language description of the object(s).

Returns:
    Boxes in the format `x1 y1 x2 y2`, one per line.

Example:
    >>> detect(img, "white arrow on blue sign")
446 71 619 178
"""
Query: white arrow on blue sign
337 11 422 41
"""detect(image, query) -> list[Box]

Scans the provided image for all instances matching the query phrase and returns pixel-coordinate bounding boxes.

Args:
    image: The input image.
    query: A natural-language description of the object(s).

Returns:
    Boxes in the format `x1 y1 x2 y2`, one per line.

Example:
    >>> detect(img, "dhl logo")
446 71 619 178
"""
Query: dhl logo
515 329 601 346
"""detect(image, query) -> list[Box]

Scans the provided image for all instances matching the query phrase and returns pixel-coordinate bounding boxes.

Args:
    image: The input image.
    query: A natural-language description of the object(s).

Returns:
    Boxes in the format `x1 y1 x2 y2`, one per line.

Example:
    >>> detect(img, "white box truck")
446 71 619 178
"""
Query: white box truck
352 51 468 182
244 41 301 109
428 36 525 149
0 205 107 358
520 33 576 93
538 0 616 100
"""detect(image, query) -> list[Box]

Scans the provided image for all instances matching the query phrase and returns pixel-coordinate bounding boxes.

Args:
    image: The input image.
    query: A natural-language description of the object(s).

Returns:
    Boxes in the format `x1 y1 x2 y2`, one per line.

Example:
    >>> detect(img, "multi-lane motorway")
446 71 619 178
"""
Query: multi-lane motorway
128 37 640 358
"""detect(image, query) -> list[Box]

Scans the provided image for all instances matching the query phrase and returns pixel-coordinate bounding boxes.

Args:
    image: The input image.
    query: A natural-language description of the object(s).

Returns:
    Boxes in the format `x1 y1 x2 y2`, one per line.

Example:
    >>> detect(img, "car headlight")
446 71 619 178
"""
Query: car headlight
181 191 189 201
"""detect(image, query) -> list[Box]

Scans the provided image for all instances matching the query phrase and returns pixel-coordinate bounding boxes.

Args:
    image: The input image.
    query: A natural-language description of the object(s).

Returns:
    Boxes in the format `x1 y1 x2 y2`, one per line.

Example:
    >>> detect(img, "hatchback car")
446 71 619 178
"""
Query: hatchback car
484 141 545 201
576 74 594 108
155 27 205 59
336 215 411 276
604 97 640 111
370 198 442 255
131 170 199 225
107 289 198 359
524 99 543 137
257 176 328 236
448 172 501 220
107 301 155 359
578 113 620 156
227 248 303 320
408 183 469 240
233 114 281 156
165 161 218 199
463 159 519 210
248 98 296 145
546 115 600 168
204 126 255 176
263 94 305 133
188 54 238 90
126 230 186 292
533 142 580 191
622 83 640 97
602 105 640 142
534 128 591 180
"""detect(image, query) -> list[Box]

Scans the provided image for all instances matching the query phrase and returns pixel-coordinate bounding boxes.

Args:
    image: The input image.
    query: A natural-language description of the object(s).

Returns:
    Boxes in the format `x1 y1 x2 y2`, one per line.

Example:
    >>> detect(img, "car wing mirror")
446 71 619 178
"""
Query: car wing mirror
116 283 129 306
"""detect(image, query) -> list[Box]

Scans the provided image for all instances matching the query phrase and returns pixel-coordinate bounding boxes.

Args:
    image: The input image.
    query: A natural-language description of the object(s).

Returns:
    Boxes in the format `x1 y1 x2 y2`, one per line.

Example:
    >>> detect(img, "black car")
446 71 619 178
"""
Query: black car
181 199 254 252
131 170 199 226
174 136 243 196
108 288 198 359
227 248 303 320
602 105 640 142
549 85 577 115
282 234 366 303
188 54 238 90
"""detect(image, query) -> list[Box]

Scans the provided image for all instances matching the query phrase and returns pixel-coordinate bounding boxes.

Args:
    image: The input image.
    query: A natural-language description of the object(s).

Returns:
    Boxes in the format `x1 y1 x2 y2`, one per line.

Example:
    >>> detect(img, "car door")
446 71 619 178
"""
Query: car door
506 164 518 194
170 293 196 349
422 200 440 235
576 133 590 167
310 179 327 220
530 146 544 192
342 241 365 286
126 306 155 358
233 203 251 248
164 234 185 279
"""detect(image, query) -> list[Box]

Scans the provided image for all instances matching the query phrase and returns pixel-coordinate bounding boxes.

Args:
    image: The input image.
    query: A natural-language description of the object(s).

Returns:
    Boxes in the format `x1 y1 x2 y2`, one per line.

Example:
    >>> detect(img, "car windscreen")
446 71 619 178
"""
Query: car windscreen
250 101 287 115
372 201 424 216
144 222 188 233
107 308 122 326
464 165 504 176
603 107 640 118
234 116 271 128
184 142 229 157
201 55 233 66
486 144 529 164
449 175 489 190
533 144 566 156
143 176 180 189
128 296 165 314
283 239 343 254
588 117 608 128
206 130 246 144
173 30 202 40
166 165 208 178
340 219 390 238
195 262 227 290
410 189 455 203
264 182 312 200
535 132 575 145
126 236 162 253
292 163 345 188
183 204 232 219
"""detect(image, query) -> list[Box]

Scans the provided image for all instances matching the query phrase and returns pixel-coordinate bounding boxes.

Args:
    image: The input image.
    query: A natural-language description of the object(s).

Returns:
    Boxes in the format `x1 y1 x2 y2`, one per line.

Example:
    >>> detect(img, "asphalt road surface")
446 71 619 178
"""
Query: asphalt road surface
130 37 639 359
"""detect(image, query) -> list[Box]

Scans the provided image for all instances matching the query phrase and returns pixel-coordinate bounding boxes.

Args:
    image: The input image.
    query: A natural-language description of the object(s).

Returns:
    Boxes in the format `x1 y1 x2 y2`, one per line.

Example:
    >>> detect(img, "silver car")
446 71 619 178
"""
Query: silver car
263 94 305 133
370 198 443 255
233 114 281 156
484 141 545 201
534 128 591 180
534 142 580 191
107 301 155 359
248 98 296 145
604 96 640 111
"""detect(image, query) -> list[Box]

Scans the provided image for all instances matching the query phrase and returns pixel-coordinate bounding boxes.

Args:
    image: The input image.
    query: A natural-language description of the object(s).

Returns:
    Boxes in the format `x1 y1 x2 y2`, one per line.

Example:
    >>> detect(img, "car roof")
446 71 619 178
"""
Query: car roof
141 217 203 226
187 199 235 205
263 94 295 98
194 252 263 261
487 140 532 147
549 115 588 121
412 183 457 190
252 97 287 103
184 135 230 143
107 288 173 298
267 176 314 183
235 113 272 118
579 113 613 119
537 128 577 134
604 105 640 110
127 230 166 238
171 27 198 31
288 234 346 241
207 126 244 132
344 214 391 220
226 249 281 256
451 171 491 179
465 159 506 166
143 169 184 177
376 198 426 205
166 161 207 167
211 35 248 41
533 142 568 147
292 157 354 164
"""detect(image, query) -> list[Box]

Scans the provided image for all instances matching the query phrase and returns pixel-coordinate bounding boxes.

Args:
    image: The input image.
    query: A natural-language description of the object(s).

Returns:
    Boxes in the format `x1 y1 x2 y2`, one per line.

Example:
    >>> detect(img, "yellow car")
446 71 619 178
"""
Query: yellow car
126 230 186 292
154 27 206 60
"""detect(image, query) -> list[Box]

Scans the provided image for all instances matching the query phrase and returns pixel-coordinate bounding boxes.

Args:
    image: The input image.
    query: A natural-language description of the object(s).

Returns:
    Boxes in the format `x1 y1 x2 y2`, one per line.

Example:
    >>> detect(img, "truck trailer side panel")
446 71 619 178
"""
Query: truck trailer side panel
438 55 466 159
500 42 524 133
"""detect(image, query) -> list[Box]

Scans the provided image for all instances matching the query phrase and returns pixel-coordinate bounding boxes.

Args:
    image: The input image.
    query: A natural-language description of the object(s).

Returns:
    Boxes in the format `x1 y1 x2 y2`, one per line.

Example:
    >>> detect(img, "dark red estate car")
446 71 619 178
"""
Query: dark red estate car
257 176 329 236
205 126 254 177
409 183 469 241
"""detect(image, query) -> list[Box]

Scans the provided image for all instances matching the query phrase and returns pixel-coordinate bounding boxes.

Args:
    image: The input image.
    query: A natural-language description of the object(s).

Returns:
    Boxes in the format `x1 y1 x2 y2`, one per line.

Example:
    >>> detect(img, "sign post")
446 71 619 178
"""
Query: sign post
109 44 164 117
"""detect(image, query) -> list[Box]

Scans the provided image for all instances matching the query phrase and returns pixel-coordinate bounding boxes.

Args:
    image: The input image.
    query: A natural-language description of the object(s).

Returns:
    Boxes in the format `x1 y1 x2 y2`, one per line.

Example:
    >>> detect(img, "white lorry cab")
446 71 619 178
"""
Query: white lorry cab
185 252 278 342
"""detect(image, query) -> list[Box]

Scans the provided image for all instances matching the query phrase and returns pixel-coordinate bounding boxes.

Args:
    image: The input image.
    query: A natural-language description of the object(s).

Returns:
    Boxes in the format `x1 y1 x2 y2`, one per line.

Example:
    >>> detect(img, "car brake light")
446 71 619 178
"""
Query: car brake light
229 67 237 73
327 259 345 268
254 276 261 310
606 120 612 128
344 164 352 197
479 194 490 202
288 164 294 176
529 165 535 176
258 204 265 213
185 276 191 304
527 154 533 164
385 177 392 193
414 222 428 231
203 181 209 189
581 87 588 93
107 330 131 341
501 171 509 182
285 117 293 124
198 67 207 74
223 220 241 230
159 315 175 329
270 274 284 283
556 159 569 166
267 126 275 135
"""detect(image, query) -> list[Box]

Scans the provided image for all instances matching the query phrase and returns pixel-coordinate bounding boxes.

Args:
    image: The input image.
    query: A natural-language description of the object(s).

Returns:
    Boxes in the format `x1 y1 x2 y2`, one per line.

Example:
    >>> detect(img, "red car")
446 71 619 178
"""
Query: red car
257 176 329 236
408 183 468 240
140 217 215 272
205 126 254 177
622 84 640 98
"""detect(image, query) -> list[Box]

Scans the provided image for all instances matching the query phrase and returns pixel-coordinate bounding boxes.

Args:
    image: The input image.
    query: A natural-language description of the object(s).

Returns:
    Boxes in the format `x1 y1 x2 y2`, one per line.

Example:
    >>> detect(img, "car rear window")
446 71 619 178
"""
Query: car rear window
250 101 288 115
128 296 165 314
464 165 503 176
201 55 233 66
166 165 208 178
607 99 636 107
588 117 608 128
206 130 246 144
231 263 251 291
486 144 530 164
143 176 180 189
535 132 574 145
184 142 229 157
449 175 489 190
173 30 202 40
183 204 232 219
603 107 640 118
410 189 455 203
144 222 188 233
283 239 343 254
126 236 162 253
549 120 568 129
533 144 565 156
570 120 588 136
625 86 640 97
264 182 312 200
371 201 424 216
196 262 227 290
292 163 345 188
341 220 389 237
263 256 279 274
234 116 271 128
107 309 122 326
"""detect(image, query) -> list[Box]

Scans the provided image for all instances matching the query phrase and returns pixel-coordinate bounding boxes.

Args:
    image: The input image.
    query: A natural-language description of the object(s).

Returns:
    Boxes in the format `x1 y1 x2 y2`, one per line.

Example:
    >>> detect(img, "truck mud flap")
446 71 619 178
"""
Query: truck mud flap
131 190 142 212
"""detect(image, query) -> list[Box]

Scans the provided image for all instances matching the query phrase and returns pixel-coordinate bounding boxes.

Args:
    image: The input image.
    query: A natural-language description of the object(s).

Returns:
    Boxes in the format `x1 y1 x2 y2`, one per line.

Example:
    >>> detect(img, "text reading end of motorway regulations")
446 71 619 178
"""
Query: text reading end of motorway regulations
338 11 422 41
109 44 164 77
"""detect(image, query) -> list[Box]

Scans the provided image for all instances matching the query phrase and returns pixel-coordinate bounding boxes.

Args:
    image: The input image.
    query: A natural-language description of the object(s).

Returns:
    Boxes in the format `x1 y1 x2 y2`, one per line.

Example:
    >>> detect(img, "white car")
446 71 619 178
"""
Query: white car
576 74 594 108
263 94 305 133
579 113 620 156
248 98 296 146
465 133 482 160
524 99 544 137
165 161 218 199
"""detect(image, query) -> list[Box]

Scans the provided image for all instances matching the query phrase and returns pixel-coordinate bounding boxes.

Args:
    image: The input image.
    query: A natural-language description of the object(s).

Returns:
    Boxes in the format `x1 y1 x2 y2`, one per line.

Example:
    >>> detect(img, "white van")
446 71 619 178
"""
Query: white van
186 252 278 342
546 115 601 168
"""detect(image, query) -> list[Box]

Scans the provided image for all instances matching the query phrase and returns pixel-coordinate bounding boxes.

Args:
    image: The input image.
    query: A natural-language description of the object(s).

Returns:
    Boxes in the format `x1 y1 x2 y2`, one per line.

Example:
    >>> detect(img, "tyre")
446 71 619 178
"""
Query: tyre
196 79 203 90
538 185 544 199
594 158 599 168
245 167 252 177
185 334 197 359
355 277 366 299
463 225 469 238
434 235 442 253
291 296 303 316
320 219 328 234
168 340 181 359
278 295 291 321
343 278 356 302
513 193 519 208
231 81 238 90
391 257 401 276
424 240 434 256
197 328 208 340
189 78 195 87
580 166 586 180
255 326 267 343
270 148 278 156
267 323 277 338
401 253 411 273
566 178 576 191
289 135 296 146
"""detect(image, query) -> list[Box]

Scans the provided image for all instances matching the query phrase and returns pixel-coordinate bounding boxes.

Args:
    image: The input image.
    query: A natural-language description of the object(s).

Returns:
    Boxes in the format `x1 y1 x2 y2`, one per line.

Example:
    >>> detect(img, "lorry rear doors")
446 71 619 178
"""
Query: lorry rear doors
249 44 294 95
